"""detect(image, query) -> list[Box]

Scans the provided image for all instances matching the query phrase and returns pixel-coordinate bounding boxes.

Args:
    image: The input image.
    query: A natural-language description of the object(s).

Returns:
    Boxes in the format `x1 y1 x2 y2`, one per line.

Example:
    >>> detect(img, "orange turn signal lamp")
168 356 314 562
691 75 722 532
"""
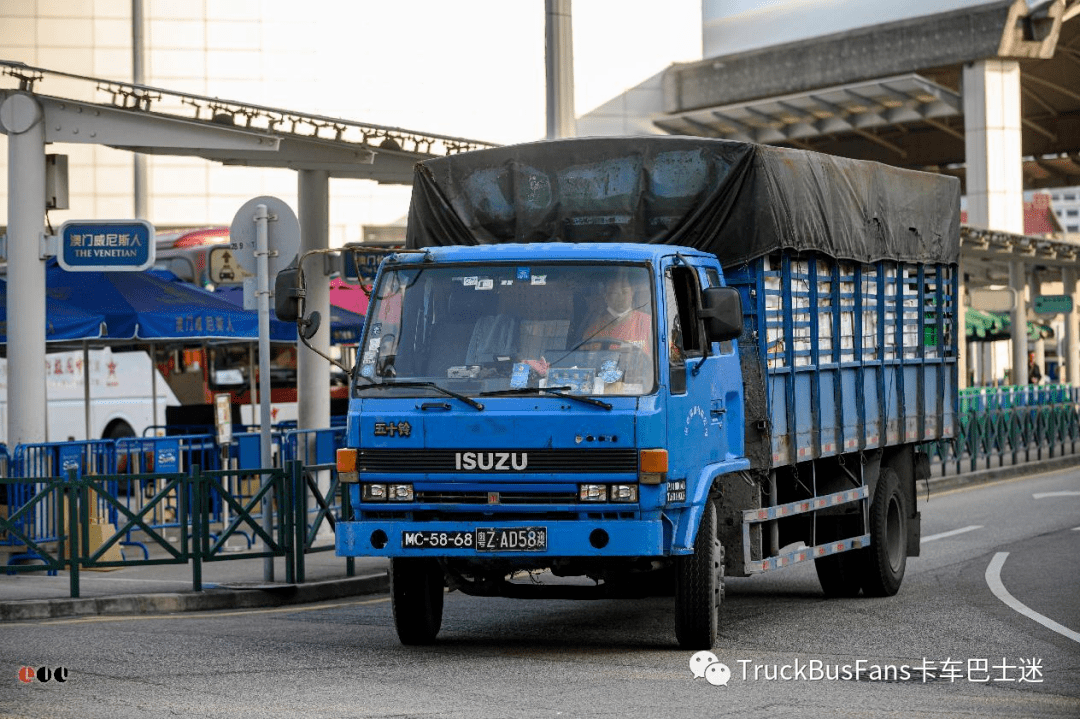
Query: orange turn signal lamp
639 449 668 484
337 448 359 483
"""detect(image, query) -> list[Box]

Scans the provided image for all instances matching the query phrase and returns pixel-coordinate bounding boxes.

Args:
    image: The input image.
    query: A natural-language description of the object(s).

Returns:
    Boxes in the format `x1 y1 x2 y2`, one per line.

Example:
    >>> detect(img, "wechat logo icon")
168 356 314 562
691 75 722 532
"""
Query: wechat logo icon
689 651 732 687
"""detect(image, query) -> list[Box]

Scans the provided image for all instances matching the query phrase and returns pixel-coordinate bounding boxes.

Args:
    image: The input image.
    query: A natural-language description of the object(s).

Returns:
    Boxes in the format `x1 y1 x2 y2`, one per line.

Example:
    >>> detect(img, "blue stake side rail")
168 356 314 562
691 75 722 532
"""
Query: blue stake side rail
726 253 958 468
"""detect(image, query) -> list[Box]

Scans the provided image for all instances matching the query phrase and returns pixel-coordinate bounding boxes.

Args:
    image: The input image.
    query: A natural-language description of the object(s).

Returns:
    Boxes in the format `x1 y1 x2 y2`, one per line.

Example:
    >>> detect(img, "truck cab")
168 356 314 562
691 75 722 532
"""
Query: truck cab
336 243 744 646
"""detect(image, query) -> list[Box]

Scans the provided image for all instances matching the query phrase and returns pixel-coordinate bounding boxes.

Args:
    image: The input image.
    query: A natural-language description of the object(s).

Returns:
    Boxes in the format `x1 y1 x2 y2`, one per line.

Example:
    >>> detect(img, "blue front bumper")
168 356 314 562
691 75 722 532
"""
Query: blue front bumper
336 518 667 559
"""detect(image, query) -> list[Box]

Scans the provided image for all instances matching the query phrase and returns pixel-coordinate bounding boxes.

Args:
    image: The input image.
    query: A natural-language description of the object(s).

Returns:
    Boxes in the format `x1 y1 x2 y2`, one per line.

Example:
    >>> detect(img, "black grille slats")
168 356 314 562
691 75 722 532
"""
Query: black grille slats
357 448 637 474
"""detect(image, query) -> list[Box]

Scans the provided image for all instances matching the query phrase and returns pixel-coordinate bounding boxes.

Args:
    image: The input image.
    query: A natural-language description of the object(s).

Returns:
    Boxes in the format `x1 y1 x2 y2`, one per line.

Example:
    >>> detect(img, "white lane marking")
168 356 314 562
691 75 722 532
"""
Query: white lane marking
1032 491 1080 499
1073 527 1080 531
985 552 1080 644
921 525 982 543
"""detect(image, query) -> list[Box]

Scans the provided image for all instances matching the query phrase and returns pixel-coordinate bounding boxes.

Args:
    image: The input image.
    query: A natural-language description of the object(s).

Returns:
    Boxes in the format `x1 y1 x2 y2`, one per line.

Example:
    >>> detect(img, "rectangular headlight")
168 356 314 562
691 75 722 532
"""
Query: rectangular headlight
579 484 608 502
388 483 414 502
361 484 387 502
609 484 638 503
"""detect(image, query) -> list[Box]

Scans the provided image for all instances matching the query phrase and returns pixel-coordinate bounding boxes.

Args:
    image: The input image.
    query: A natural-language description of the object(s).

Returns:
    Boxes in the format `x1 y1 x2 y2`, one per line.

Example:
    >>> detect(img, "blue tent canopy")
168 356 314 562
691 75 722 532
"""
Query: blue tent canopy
0 276 106 343
212 286 364 345
46 262 262 341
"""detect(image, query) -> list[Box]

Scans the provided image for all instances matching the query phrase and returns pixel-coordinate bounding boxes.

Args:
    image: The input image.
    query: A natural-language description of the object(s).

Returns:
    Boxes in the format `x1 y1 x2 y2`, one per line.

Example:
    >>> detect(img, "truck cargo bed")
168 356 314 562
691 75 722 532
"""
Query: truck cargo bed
727 252 958 469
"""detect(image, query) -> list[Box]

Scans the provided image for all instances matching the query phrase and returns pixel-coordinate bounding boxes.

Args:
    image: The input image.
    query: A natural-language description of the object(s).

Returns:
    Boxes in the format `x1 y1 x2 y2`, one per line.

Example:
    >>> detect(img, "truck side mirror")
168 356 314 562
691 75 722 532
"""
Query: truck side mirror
274 267 303 322
699 287 743 343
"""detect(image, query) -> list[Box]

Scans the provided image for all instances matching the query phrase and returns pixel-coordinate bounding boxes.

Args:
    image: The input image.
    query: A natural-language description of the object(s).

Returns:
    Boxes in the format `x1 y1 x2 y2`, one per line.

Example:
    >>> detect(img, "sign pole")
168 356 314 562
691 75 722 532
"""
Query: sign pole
255 203 274 582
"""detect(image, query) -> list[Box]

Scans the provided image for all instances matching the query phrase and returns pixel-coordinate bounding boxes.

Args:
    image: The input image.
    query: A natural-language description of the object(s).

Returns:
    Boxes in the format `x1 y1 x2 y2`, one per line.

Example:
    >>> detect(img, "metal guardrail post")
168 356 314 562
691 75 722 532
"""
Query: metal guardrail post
292 461 306 584
284 464 295 585
191 465 202 592
66 469 80 599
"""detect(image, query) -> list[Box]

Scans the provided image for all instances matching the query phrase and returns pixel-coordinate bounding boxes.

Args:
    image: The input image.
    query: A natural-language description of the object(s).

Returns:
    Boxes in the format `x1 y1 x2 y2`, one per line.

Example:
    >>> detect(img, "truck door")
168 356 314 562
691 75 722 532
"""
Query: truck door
664 264 712 471
664 263 739 473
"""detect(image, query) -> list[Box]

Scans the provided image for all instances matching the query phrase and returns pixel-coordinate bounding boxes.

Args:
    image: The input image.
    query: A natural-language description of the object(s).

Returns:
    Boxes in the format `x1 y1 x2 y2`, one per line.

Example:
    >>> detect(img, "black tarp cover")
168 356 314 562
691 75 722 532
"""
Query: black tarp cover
406 137 960 266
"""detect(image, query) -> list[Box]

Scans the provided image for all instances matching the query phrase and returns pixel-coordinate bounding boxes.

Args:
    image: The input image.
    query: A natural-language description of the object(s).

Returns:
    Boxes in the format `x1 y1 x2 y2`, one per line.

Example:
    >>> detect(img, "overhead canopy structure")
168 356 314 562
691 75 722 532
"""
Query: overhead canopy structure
0 60 496 186
657 0 1080 192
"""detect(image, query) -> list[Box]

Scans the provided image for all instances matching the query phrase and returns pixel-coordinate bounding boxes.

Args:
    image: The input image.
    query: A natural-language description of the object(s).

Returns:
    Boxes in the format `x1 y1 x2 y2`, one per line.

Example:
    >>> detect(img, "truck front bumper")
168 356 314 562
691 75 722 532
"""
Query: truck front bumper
336 518 667 559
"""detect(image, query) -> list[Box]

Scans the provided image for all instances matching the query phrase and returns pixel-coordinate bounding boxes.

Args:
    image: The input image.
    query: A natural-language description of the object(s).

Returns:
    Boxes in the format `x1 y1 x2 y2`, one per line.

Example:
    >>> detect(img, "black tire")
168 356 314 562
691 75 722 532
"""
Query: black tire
106 420 135 440
814 516 863 598
390 558 445 645
858 466 907 597
675 499 724 649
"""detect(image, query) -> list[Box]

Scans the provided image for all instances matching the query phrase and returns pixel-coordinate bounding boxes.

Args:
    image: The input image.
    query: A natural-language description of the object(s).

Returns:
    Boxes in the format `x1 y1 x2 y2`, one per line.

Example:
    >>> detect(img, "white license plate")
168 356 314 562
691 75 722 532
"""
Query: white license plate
475 527 547 552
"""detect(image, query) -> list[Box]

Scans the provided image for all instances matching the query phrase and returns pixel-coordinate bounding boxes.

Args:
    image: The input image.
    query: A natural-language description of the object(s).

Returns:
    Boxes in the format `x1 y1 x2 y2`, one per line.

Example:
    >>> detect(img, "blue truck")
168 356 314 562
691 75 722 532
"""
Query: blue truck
332 137 959 648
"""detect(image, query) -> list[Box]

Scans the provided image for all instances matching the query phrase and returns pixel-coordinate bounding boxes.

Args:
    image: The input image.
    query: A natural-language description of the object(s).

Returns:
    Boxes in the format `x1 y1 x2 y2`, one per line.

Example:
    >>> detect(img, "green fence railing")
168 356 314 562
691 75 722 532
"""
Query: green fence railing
926 384 1080 474
0 460 349 598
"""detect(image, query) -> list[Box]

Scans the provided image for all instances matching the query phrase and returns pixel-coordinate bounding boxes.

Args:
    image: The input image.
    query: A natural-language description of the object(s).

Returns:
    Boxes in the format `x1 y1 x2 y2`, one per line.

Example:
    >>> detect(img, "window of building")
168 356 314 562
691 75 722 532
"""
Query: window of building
1067 225 1079 232
1067 209 1079 217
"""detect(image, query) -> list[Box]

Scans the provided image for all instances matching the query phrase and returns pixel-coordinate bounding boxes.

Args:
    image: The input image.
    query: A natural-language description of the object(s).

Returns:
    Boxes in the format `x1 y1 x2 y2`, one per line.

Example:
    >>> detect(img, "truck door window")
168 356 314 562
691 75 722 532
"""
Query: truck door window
702 266 735 355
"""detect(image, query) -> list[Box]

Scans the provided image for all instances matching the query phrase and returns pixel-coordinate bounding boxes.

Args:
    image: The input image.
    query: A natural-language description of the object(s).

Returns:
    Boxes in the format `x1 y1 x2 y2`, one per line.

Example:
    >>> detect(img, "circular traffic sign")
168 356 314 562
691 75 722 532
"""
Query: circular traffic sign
228 196 301 280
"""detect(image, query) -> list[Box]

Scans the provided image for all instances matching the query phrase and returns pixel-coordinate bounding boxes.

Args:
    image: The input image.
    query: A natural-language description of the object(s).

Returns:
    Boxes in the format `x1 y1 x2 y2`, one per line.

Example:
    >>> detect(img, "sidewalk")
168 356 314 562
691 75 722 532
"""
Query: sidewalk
2 453 1076 622
0 547 388 622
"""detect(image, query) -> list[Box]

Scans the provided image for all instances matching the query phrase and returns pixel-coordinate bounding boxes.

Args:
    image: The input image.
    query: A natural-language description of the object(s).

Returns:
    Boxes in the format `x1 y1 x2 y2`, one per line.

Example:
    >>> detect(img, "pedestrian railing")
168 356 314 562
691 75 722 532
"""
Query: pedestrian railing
0 461 345 597
926 384 1080 474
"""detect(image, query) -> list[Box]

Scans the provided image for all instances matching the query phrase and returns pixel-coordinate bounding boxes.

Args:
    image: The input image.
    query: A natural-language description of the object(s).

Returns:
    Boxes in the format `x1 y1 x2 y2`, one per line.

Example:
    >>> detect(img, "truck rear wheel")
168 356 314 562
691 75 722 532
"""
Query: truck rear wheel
814 517 863 597
675 499 724 649
858 466 907 597
390 558 445 645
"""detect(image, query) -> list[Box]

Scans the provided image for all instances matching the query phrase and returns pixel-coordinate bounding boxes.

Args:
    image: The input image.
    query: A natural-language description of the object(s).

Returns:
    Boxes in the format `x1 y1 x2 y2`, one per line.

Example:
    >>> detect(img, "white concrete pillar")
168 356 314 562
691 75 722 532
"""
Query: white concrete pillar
1009 261 1028 386
2 94 47 447
1031 269 1045 383
964 59 1025 387
962 59 1024 233
545 0 576 139
981 342 995 386
297 169 331 432
1064 266 1079 386
297 169 332 541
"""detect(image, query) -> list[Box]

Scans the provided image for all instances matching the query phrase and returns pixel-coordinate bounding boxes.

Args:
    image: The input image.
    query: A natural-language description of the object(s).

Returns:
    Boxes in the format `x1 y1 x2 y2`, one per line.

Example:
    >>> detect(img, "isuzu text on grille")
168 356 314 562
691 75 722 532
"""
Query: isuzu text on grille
454 452 529 471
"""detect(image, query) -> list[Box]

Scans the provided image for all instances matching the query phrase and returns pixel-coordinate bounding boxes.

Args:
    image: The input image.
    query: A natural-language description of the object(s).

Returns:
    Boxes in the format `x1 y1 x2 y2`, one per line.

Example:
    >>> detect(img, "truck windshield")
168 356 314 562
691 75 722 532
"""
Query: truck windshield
354 263 656 397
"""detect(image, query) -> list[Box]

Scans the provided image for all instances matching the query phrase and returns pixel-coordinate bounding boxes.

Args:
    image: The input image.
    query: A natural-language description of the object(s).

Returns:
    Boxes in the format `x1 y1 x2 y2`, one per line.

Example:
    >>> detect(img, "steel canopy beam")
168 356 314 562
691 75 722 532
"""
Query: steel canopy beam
0 91 281 153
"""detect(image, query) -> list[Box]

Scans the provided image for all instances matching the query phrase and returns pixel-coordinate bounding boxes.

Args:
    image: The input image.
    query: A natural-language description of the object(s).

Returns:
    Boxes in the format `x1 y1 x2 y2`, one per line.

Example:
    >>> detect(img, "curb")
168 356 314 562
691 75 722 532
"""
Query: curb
0 570 389 622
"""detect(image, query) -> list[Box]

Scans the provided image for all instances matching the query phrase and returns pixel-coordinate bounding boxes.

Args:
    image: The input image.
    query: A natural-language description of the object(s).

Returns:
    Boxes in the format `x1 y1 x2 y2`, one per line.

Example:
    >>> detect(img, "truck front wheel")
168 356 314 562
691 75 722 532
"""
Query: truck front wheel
675 499 724 649
858 467 907 597
390 558 445 645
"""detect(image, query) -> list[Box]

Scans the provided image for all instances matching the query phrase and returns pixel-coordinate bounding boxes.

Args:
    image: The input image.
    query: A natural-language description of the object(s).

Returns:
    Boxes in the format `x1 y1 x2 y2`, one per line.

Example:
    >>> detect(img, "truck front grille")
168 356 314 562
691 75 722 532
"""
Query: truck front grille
414 490 579 504
356 448 637 474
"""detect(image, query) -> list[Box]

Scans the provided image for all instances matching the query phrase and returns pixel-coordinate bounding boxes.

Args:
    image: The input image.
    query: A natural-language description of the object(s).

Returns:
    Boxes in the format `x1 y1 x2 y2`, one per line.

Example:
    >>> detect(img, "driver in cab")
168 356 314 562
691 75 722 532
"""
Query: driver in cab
523 272 652 381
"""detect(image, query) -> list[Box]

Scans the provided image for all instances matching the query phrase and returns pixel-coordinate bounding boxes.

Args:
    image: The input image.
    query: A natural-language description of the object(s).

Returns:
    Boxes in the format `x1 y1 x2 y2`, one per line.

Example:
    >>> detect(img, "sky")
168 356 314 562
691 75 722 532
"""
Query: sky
307 0 702 146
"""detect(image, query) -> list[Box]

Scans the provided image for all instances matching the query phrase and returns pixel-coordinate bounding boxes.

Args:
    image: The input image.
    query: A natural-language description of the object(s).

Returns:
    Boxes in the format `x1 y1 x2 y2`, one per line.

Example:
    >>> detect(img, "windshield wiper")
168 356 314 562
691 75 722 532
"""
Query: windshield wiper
357 381 485 411
479 386 612 410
